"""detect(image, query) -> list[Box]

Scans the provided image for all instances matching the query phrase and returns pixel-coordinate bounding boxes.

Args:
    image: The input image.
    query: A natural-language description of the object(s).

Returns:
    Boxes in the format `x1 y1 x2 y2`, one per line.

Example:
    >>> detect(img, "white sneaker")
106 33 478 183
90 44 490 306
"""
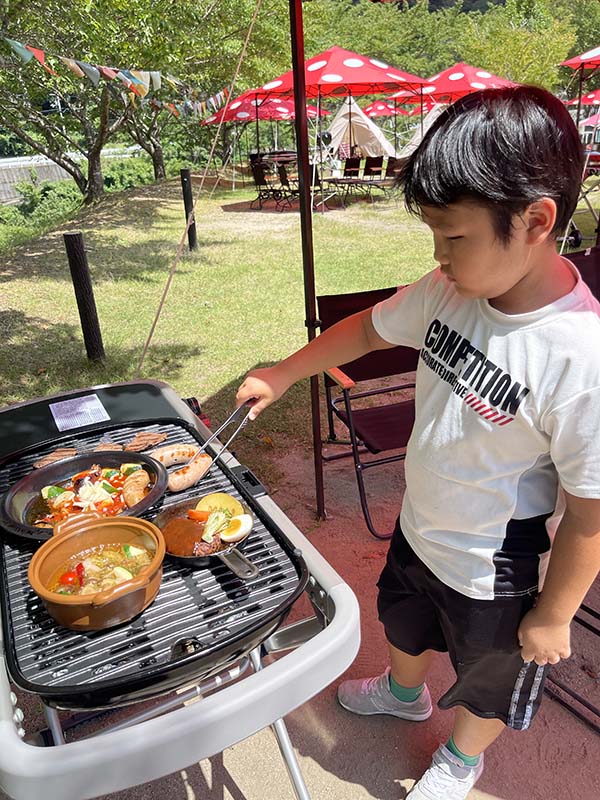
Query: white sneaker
407 743 484 799
337 667 432 721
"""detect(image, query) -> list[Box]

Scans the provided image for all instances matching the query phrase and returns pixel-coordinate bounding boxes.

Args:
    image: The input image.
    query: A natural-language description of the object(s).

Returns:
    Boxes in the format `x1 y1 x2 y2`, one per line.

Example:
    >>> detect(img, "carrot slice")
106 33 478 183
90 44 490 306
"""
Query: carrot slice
187 509 210 522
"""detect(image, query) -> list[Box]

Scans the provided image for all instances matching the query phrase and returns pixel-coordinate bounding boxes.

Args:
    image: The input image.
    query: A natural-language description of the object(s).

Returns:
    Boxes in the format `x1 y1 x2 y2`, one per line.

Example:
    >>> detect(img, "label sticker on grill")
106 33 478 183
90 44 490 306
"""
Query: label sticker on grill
49 393 110 431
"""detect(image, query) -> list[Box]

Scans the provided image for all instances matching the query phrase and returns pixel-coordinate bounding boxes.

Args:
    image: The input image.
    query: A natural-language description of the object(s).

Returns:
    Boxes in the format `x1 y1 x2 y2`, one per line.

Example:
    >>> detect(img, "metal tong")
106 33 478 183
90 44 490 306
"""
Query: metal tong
186 403 252 470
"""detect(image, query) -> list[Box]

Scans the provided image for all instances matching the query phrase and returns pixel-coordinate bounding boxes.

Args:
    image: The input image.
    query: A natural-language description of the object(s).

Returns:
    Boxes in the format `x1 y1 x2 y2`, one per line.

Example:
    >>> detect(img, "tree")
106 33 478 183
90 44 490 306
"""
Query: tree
551 0 600 93
0 0 294 200
303 0 469 78
458 0 575 87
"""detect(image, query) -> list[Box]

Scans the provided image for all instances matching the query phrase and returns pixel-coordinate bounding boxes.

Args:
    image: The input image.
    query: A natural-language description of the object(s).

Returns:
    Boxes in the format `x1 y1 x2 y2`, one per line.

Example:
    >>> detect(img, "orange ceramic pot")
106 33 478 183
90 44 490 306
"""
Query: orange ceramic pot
28 515 165 631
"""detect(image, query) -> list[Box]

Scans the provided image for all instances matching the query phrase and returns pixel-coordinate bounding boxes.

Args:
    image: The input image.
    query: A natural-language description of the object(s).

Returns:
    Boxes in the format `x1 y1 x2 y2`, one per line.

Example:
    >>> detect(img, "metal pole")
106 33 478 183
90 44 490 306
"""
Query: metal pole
317 88 324 214
63 231 105 362
255 93 260 155
288 0 325 520
179 168 198 250
576 67 585 128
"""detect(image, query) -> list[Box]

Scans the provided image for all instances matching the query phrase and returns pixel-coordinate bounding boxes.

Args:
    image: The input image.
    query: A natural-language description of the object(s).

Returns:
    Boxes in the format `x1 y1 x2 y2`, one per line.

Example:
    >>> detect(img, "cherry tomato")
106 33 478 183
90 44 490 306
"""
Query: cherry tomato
187 509 210 522
59 571 80 587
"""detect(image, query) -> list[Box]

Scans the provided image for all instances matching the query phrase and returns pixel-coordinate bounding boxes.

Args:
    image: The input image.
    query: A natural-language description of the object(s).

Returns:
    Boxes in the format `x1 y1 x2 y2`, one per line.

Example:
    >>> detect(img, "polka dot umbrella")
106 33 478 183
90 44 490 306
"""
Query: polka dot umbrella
566 89 600 107
201 93 325 125
562 46 600 125
562 45 600 70
362 99 438 117
252 45 426 99
389 62 516 105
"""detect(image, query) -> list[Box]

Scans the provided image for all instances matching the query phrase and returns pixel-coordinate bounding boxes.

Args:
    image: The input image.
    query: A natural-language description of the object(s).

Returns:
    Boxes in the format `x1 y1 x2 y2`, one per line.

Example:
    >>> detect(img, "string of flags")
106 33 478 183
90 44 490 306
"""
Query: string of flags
2 37 229 118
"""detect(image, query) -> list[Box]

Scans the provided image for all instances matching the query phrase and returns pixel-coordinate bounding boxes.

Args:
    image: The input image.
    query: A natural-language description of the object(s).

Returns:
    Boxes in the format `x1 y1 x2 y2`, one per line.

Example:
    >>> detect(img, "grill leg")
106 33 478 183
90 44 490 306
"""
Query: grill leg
249 648 311 800
43 704 66 745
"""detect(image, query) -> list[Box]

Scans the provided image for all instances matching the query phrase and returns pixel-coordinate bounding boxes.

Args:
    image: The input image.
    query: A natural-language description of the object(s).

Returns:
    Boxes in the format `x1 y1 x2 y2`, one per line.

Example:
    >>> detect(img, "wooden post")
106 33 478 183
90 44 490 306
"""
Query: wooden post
63 231 105 362
180 168 198 250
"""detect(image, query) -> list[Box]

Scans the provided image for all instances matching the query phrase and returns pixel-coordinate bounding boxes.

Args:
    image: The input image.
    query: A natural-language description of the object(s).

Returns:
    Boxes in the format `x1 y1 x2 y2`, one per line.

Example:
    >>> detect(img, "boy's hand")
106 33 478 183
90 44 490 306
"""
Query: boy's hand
517 606 571 666
236 366 292 420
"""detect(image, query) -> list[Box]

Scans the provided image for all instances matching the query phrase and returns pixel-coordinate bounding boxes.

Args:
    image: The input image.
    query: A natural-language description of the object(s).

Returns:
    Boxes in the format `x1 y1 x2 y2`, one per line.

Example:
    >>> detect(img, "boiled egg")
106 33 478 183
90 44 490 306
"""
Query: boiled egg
220 513 253 543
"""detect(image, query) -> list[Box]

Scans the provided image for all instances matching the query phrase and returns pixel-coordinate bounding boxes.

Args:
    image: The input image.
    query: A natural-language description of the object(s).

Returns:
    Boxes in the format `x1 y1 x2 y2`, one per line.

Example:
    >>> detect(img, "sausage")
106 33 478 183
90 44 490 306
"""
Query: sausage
123 469 150 507
167 454 213 493
148 443 200 467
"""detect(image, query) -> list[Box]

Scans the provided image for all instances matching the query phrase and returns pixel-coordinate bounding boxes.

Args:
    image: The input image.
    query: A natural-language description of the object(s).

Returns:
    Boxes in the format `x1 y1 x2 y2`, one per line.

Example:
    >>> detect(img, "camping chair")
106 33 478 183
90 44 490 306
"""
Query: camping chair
317 287 420 539
250 161 281 209
369 156 402 198
311 165 338 210
326 157 364 207
360 156 384 201
275 163 299 211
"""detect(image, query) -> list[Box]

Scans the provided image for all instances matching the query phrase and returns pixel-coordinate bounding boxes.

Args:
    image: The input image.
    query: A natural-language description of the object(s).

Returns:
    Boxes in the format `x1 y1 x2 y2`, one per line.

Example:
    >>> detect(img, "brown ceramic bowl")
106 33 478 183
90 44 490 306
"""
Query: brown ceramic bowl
27 515 165 631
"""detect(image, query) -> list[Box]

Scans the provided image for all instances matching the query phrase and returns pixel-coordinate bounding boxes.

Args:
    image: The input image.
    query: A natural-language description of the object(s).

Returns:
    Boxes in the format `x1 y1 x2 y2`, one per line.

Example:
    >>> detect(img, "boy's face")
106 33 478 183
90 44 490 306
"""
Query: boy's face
420 201 533 302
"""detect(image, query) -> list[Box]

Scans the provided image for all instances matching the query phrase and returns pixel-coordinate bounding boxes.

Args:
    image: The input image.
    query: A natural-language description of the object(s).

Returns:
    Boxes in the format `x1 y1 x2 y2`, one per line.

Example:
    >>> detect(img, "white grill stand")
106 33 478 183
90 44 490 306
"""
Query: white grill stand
249 647 311 800
37 650 311 800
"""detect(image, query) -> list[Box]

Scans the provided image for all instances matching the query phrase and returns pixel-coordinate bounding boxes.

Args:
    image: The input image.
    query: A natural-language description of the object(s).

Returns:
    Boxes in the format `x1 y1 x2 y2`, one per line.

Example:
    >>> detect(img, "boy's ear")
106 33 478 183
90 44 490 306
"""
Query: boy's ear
523 198 557 245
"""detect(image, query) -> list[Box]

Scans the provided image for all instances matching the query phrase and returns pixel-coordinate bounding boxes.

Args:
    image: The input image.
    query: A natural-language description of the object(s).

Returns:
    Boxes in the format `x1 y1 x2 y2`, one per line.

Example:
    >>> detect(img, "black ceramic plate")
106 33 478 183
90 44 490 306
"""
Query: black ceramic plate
0 452 168 542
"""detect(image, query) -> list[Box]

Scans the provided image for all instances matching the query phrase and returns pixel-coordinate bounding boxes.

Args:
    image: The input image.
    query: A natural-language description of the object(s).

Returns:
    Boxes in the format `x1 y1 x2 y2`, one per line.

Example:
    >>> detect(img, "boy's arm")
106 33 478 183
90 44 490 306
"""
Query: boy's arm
236 307 395 418
518 491 600 665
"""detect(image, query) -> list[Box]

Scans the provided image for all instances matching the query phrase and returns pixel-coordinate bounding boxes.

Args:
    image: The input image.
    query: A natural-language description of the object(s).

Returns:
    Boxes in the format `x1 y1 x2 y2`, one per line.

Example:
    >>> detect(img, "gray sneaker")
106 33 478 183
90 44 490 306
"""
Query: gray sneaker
337 667 432 721
407 744 484 799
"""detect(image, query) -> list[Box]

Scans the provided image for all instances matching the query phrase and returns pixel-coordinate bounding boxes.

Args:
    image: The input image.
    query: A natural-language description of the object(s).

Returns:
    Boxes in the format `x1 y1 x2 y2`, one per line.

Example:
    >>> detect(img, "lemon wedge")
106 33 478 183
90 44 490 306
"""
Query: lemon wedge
195 492 244 517
220 513 253 543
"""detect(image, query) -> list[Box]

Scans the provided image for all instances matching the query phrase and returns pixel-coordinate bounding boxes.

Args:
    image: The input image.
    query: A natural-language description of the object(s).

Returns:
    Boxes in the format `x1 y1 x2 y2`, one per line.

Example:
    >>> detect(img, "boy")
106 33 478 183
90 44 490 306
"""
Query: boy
236 86 600 799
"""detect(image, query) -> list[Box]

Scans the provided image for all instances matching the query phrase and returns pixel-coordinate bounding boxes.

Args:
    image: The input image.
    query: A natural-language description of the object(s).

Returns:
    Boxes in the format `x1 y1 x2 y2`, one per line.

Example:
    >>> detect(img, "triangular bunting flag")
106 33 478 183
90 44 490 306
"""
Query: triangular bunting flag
77 61 100 86
5 38 34 62
59 56 84 77
130 70 149 97
98 66 118 81
116 71 140 95
25 45 58 75
150 71 161 90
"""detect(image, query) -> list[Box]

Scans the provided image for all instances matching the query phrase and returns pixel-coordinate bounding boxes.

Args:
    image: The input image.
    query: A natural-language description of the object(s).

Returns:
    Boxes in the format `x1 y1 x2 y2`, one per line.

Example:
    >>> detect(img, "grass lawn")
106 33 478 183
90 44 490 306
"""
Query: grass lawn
0 178 597 487
0 180 437 480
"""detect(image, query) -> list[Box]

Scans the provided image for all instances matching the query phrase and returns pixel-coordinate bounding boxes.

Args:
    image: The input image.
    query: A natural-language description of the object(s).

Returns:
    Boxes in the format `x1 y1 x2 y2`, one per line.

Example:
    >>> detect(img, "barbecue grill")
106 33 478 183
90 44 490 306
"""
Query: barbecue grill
0 380 360 800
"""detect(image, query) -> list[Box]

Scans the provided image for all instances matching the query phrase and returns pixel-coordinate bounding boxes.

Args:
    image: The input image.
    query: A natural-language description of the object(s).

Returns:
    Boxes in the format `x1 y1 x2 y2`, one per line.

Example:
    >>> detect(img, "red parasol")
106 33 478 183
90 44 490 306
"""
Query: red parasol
363 100 407 117
580 111 600 128
363 99 438 117
201 93 324 125
389 62 516 103
254 45 425 99
562 46 600 70
566 89 600 106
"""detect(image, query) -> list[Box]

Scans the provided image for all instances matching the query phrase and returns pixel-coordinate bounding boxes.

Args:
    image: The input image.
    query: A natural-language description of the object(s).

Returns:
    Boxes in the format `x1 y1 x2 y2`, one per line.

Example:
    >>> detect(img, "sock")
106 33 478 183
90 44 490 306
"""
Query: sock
388 673 424 703
446 736 481 767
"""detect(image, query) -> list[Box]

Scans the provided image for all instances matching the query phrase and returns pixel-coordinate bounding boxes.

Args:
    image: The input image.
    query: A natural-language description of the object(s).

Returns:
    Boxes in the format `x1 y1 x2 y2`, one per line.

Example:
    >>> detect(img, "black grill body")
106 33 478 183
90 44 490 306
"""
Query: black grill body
0 382 308 709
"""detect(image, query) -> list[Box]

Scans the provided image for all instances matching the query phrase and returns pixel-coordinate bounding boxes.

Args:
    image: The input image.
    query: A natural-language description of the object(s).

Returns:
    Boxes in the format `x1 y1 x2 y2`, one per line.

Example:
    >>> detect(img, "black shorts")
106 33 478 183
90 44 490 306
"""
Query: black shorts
377 521 549 730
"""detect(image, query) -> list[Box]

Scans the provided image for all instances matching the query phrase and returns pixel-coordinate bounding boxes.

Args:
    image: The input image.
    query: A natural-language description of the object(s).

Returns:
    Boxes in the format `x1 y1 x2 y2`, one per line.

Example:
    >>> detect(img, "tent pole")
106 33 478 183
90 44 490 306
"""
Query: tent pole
576 67 585 128
318 88 324 214
420 89 424 137
255 93 260 155
348 90 352 152
232 123 236 191
394 99 397 155
288 0 325 520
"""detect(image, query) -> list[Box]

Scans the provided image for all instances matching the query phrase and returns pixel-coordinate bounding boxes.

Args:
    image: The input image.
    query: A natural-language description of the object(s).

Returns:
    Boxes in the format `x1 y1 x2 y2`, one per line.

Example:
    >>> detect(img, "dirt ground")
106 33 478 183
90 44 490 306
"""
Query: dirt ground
2 437 600 800
262 443 600 800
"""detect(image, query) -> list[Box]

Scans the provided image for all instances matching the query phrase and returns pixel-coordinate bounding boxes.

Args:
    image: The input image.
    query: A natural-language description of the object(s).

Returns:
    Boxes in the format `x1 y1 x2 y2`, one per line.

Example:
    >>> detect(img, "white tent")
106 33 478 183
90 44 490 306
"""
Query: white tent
396 103 447 159
326 97 396 157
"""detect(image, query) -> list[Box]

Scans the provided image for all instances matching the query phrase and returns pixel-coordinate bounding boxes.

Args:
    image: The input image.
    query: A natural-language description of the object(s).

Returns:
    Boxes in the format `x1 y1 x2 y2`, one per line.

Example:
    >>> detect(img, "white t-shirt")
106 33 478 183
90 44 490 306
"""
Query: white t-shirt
371 264 600 600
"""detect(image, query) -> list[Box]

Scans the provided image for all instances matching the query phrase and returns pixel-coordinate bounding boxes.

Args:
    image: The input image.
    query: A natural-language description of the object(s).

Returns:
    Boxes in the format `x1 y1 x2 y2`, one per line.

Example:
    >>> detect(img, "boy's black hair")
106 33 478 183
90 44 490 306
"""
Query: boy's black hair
397 85 584 243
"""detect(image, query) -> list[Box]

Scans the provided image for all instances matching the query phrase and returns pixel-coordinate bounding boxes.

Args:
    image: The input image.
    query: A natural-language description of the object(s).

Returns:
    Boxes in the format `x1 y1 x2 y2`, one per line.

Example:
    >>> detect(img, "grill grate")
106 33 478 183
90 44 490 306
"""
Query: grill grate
0 421 306 707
